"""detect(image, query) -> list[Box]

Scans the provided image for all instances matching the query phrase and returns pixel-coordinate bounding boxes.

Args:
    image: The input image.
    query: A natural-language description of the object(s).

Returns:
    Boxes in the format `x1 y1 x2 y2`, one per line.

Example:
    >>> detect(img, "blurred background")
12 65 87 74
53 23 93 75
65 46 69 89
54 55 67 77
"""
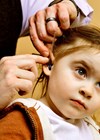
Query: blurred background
16 0 100 124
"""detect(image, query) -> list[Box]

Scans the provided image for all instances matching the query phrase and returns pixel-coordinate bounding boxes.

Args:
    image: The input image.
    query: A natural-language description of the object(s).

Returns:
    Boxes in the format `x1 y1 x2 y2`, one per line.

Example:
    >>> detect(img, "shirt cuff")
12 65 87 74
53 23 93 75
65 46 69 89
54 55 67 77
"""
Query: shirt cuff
73 0 93 16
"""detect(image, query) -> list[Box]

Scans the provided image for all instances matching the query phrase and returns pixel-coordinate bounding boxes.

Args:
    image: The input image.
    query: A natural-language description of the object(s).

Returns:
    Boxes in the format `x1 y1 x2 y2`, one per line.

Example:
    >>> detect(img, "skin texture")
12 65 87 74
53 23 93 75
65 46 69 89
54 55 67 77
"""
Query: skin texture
29 0 77 56
41 49 100 123
0 54 49 110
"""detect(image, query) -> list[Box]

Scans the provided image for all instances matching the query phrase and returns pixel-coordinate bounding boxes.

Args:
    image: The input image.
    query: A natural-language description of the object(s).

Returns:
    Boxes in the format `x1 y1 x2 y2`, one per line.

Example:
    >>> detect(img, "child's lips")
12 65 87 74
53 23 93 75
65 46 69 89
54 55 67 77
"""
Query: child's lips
70 99 87 110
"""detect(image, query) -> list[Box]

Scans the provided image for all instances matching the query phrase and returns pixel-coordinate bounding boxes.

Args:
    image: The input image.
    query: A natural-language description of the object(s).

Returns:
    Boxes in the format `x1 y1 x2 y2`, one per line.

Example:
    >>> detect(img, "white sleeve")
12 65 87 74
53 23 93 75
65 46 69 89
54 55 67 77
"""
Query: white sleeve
71 0 94 27
20 0 53 35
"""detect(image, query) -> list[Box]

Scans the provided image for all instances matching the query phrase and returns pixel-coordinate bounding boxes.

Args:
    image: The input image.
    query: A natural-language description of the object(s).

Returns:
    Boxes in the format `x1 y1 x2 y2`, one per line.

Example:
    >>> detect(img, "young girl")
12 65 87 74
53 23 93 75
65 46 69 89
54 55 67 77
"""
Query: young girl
0 25 100 140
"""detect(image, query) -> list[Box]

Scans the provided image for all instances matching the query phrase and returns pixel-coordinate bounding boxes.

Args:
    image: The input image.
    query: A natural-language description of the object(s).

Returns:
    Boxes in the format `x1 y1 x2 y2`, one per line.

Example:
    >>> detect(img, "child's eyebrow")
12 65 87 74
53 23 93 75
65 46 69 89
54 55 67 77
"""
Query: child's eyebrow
74 60 94 71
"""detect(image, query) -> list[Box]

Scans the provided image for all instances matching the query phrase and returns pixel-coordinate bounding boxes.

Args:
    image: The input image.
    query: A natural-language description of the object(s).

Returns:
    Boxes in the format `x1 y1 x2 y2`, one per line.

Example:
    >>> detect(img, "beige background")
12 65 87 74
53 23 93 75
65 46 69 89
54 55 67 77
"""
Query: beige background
16 0 100 123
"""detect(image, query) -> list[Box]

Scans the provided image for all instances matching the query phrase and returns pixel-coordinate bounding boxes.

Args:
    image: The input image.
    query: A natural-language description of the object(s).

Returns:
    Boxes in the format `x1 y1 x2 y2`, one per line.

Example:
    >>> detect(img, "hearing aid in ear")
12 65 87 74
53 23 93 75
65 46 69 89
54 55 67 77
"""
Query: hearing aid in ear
48 60 53 70
48 64 52 70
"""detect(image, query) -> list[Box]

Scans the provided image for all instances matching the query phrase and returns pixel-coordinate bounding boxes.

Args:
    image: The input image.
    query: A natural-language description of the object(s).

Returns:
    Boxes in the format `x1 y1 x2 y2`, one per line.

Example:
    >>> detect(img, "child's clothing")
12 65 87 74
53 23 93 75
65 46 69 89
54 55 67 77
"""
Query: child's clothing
0 98 100 140
38 101 93 140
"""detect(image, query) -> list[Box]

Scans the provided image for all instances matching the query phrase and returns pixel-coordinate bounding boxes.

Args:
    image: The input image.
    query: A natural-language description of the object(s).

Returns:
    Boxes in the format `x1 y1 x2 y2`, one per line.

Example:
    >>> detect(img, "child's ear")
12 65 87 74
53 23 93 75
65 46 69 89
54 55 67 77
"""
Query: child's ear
43 43 55 76
43 64 52 76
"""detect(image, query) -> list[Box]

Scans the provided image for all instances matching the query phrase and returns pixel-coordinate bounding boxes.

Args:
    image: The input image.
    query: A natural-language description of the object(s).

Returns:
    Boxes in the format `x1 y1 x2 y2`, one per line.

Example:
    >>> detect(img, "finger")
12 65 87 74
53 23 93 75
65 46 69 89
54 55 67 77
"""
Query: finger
0 55 49 70
57 2 70 29
29 16 49 57
16 69 37 96
46 5 62 36
2 64 37 84
16 67 38 82
57 1 77 29
15 78 34 95
35 10 55 42
15 55 49 70
4 68 37 96
0 71 33 97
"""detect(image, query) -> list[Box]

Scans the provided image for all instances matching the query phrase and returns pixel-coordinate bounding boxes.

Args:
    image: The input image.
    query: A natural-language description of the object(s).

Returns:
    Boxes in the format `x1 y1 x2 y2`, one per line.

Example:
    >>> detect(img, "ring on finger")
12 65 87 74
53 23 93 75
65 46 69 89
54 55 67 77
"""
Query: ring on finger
46 17 57 23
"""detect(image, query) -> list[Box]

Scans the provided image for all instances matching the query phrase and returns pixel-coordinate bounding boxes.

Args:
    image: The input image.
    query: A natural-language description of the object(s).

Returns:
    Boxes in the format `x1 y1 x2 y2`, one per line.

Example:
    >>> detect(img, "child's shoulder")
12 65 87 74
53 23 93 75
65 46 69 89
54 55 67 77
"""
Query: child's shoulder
0 98 44 140
9 98 37 108
10 98 55 140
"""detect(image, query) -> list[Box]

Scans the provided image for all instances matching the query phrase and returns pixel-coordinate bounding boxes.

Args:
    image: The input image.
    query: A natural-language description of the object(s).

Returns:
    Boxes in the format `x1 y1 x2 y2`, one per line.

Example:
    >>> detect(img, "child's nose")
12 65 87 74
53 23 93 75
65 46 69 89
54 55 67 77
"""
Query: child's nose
79 84 93 99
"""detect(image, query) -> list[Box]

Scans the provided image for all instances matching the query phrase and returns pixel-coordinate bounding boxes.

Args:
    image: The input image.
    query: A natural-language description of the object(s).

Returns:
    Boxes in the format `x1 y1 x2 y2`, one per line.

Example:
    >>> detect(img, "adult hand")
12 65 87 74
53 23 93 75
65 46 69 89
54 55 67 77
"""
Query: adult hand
29 0 77 57
0 54 49 110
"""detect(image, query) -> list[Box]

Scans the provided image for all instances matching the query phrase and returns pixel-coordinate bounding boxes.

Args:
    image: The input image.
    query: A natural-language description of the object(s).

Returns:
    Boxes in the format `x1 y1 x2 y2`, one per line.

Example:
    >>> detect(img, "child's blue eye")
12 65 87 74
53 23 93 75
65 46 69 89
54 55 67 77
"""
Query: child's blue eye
97 82 100 88
77 68 87 78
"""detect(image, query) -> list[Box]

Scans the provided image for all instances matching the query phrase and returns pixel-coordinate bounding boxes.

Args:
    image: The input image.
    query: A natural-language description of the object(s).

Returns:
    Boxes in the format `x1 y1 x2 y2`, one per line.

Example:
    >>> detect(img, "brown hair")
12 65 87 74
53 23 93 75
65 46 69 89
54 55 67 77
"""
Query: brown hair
32 25 100 98
53 25 100 61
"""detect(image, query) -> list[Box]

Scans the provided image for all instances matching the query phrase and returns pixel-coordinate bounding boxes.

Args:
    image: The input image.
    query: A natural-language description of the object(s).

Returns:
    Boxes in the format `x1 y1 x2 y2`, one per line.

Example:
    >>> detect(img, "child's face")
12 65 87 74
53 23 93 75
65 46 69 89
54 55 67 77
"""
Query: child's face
47 49 100 119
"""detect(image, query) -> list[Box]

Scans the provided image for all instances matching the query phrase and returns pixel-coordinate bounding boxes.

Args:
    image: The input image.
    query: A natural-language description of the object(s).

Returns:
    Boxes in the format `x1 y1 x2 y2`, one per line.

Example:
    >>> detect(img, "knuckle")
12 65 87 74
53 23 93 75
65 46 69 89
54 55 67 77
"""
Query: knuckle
3 59 12 66
24 54 36 64
56 2 62 9
29 16 33 25
61 15 69 23
30 34 37 42
0 56 9 63
45 7 51 13
39 32 47 40
29 16 35 26
5 76 15 88
35 11 41 19
24 54 35 62
1 59 14 69
47 24 57 33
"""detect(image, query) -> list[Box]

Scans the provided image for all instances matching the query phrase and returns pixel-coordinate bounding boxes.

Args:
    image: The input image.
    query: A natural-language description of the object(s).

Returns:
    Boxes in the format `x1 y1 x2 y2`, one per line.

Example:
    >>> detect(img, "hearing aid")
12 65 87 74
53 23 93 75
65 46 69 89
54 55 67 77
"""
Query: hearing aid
48 60 53 70
48 63 52 70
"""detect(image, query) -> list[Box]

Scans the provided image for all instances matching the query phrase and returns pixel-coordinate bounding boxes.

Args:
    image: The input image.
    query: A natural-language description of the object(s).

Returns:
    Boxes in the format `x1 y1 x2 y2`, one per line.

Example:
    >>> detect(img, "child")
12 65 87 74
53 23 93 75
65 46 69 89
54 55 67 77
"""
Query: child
0 25 100 140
